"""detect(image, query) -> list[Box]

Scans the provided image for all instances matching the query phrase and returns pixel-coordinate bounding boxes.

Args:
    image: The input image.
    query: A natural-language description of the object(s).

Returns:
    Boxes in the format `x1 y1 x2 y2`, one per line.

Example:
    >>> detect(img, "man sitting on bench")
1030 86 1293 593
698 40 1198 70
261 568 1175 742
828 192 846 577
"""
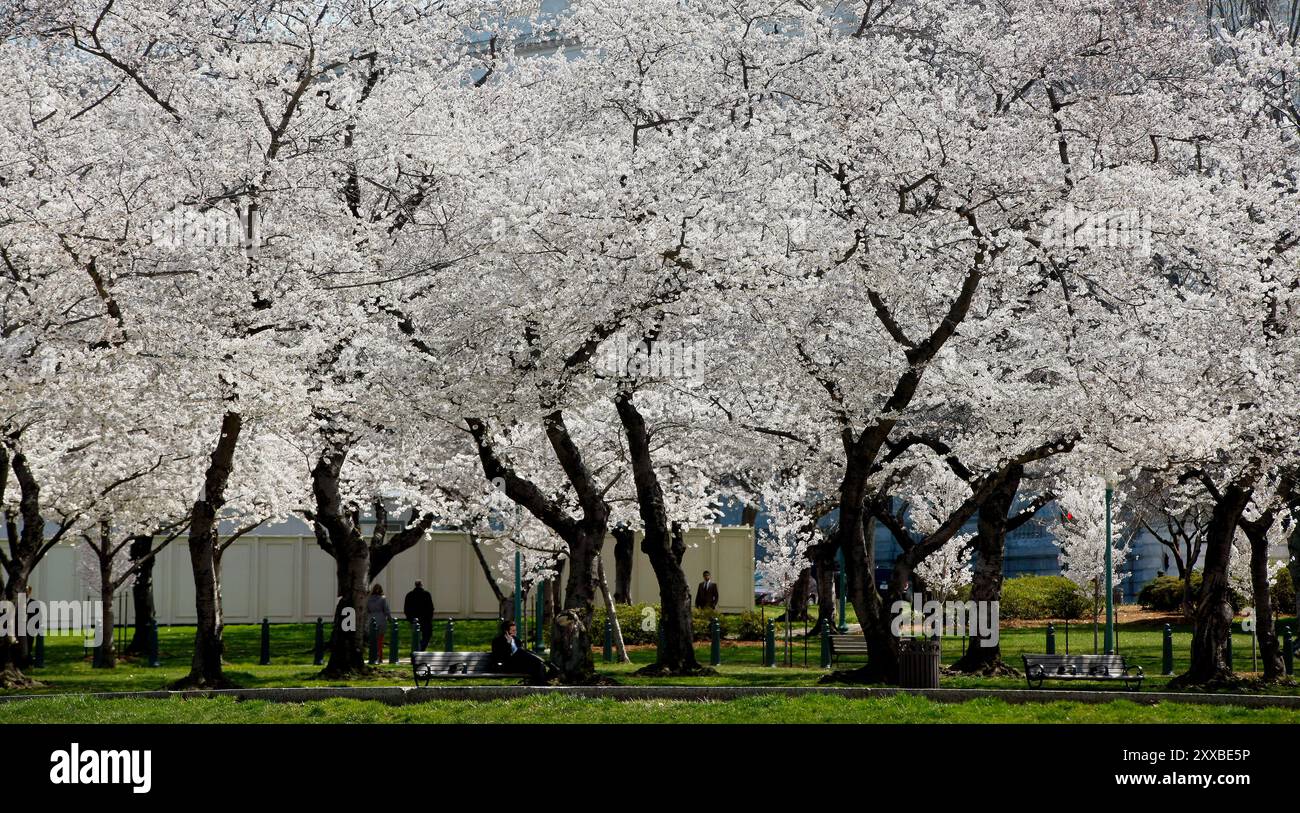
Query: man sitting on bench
491 620 554 684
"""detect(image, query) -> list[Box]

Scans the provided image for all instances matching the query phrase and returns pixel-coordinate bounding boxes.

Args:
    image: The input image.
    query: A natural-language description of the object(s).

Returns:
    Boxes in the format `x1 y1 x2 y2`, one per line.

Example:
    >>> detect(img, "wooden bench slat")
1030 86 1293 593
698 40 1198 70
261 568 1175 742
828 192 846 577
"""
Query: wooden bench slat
412 651 518 685
1021 653 1143 690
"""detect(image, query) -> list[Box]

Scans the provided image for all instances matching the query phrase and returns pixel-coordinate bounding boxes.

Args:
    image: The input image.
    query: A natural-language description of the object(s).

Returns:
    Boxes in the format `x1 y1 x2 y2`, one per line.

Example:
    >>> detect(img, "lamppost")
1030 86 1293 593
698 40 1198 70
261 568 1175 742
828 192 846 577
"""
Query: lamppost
1104 478 1115 655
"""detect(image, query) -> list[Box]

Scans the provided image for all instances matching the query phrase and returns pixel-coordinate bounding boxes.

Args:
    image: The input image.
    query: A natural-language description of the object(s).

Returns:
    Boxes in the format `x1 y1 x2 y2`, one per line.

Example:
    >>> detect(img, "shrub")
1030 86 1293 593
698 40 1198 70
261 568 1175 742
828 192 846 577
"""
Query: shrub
588 603 657 645
723 609 768 641
1000 576 1091 620
1135 571 1253 613
587 604 767 645
1271 568 1296 618
1137 573 1199 612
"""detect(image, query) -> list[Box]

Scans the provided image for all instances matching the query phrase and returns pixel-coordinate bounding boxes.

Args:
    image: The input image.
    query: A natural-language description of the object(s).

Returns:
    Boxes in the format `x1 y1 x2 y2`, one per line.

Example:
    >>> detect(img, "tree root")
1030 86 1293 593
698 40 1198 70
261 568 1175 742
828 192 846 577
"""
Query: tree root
1166 670 1242 691
314 664 379 681
632 662 718 678
945 659 1021 678
817 665 890 685
0 667 41 690
168 673 241 690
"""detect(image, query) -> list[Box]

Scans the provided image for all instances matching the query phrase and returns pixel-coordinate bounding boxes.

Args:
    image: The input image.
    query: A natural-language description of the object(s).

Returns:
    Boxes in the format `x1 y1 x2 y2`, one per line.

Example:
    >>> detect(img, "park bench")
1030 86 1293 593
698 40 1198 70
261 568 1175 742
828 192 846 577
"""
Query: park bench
829 634 870 665
1021 653 1143 690
411 651 515 686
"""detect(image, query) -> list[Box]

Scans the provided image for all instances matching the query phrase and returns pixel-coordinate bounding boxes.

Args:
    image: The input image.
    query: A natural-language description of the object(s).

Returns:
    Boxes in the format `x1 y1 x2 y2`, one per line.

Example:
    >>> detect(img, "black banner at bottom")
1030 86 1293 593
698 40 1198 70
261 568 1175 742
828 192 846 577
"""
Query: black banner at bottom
3 723 1293 800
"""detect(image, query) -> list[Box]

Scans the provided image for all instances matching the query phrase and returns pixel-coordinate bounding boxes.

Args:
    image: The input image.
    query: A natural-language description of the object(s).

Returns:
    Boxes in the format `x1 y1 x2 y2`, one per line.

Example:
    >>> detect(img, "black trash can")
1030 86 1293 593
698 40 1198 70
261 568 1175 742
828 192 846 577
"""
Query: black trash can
897 636 941 688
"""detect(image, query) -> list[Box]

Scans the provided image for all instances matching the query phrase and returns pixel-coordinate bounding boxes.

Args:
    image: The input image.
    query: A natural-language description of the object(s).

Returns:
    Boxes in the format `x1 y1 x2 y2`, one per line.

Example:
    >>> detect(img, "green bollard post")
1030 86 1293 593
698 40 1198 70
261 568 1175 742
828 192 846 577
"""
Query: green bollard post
389 617 399 664
411 619 421 656
1046 623 1056 655
444 618 454 652
148 619 160 667
1283 626 1293 676
259 618 271 665
33 631 45 668
765 621 777 667
368 618 378 665
820 623 832 669
1162 624 1173 675
603 617 612 663
313 617 325 665
710 617 721 666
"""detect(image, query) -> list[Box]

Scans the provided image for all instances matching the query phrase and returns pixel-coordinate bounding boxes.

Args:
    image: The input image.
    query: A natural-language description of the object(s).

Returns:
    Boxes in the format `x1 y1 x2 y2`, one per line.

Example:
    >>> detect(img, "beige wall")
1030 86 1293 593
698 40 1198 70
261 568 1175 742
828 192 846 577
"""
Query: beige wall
29 526 755 624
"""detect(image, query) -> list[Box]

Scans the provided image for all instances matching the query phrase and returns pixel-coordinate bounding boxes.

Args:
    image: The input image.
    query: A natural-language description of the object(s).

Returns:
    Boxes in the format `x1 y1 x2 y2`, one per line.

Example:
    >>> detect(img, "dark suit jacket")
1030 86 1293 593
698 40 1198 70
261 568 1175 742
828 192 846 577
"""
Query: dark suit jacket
695 581 719 609
491 633 524 667
403 587 434 623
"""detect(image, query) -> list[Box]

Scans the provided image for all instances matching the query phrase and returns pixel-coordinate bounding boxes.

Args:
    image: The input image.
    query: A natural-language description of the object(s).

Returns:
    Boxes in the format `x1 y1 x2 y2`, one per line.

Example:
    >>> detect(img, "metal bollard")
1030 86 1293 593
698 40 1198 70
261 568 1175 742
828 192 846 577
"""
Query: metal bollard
259 618 271 665
148 619 161 667
444 618 455 652
765 621 777 667
1162 624 1173 675
411 620 421 656
710 617 721 666
1283 626 1293 676
368 618 379 665
820 623 832 669
33 632 45 668
603 617 613 663
313 617 325 665
1046 623 1056 655
389 617 399 664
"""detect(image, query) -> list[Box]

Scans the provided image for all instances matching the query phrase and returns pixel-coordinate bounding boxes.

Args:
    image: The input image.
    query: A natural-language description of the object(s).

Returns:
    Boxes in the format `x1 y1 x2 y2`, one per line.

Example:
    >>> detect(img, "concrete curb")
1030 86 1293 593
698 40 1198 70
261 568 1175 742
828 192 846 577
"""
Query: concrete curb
3 684 1300 709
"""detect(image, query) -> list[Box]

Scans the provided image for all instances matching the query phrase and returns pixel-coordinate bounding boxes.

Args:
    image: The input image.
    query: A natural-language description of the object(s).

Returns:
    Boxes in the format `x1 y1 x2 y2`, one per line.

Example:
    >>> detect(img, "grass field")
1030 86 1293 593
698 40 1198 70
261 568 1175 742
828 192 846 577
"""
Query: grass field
3 692 1297 724
6 612 1296 695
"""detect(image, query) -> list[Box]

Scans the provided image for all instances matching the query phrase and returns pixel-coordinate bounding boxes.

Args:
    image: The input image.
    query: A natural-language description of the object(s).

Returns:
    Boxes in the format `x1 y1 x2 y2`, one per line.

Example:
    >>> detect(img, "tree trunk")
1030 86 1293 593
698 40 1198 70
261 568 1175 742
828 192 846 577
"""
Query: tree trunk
0 571 34 688
97 565 117 669
125 535 156 656
830 460 897 684
782 568 813 622
612 526 635 604
549 528 599 681
177 411 242 689
0 444 58 687
614 391 707 676
465 412 608 682
1246 524 1284 682
549 558 565 622
1290 523 1300 628
310 447 372 678
952 466 1020 674
1175 474 1255 687
810 541 838 635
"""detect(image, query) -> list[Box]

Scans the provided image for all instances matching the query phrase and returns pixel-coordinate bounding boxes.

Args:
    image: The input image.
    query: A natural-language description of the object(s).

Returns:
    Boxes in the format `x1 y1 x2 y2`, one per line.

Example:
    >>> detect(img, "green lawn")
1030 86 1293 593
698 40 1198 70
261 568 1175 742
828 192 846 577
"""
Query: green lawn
2 692 1297 724
6 612 1296 697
